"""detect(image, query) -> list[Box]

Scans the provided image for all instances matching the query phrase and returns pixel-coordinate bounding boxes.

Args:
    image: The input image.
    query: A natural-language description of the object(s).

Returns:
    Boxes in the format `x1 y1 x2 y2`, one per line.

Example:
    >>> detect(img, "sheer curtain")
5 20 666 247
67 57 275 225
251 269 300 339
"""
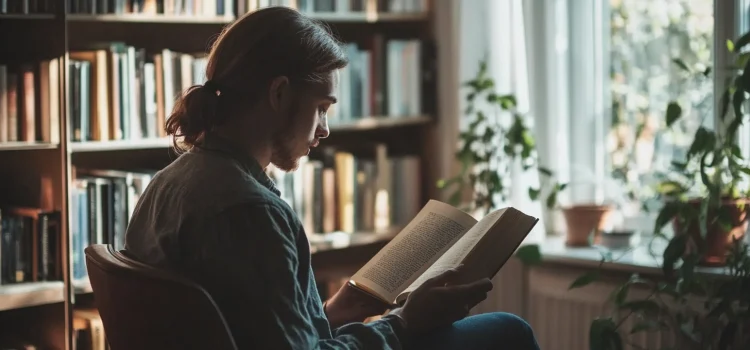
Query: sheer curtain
457 0 549 242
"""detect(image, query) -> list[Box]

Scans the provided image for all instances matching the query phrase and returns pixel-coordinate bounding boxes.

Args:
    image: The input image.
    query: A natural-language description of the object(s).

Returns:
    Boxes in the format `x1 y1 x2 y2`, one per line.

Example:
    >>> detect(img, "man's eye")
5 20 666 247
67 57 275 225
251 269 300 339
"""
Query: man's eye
318 106 328 117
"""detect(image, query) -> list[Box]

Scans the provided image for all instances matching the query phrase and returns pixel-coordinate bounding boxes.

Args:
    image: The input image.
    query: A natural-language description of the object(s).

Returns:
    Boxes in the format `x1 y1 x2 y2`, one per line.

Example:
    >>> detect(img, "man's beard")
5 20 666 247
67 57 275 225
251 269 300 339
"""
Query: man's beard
270 128 300 172
270 104 304 172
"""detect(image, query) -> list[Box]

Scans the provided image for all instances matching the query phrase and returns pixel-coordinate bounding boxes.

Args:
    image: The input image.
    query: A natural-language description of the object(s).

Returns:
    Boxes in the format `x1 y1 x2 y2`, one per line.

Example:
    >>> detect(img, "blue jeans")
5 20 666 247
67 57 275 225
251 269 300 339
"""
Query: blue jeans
406 312 540 350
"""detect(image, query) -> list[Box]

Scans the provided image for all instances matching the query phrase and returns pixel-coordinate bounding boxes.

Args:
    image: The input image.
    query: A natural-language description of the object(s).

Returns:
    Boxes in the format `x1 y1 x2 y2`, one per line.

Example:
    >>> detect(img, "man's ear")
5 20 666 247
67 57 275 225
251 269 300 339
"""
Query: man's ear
268 76 291 115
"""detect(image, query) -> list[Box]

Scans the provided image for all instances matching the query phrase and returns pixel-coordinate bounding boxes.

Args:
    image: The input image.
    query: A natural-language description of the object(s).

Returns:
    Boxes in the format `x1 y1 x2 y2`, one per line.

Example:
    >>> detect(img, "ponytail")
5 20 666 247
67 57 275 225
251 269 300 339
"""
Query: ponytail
164 81 225 153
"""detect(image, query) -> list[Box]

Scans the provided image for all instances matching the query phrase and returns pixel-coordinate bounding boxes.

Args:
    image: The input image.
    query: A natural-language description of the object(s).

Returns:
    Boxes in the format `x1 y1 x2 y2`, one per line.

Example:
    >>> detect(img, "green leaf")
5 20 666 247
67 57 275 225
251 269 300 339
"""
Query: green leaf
528 187 541 201
699 199 709 239
538 167 553 177
665 102 682 127
613 284 629 306
487 93 499 103
654 201 682 234
498 94 517 110
737 52 750 70
448 188 463 207
719 90 731 120
687 127 711 159
735 32 750 52
727 39 736 52
545 192 557 209
672 58 691 73
589 318 623 350
436 179 447 189
515 244 543 265
671 161 688 171
569 271 599 290
663 234 688 275
656 181 687 196
732 89 745 125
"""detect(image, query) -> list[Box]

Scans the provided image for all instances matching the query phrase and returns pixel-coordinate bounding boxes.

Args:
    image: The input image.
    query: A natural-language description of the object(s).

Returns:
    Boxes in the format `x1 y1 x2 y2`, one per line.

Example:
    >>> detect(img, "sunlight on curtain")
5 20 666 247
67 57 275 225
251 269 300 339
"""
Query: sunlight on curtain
458 0 546 243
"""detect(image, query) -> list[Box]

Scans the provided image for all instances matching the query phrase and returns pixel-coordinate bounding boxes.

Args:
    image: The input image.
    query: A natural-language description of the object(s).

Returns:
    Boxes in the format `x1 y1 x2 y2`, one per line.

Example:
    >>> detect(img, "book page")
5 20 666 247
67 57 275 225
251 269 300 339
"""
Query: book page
395 209 506 304
460 209 538 281
350 200 477 304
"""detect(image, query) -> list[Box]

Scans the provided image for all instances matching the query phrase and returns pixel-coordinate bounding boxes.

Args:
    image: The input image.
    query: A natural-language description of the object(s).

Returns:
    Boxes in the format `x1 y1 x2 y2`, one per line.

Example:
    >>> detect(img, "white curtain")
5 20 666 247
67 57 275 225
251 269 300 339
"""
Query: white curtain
457 0 548 243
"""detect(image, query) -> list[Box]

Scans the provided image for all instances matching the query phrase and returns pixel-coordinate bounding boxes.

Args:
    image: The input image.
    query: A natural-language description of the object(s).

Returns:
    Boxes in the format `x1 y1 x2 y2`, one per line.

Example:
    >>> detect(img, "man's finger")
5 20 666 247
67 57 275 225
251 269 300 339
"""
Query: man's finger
421 266 463 287
441 278 493 297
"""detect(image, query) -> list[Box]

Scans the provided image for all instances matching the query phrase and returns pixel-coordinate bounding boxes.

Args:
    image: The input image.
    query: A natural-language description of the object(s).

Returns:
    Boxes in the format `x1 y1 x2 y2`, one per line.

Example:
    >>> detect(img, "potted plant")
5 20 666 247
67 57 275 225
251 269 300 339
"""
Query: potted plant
567 31 750 350
438 59 616 250
437 59 564 215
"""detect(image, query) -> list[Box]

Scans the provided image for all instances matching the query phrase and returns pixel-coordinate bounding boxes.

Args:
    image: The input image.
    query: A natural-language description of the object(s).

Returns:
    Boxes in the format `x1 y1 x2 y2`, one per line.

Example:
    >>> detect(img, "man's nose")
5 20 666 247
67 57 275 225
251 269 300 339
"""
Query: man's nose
316 119 330 139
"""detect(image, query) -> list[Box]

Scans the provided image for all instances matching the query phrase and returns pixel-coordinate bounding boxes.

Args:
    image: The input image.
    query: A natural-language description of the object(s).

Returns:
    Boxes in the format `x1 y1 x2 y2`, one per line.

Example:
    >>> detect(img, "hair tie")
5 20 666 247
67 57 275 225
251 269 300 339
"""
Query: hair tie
203 80 221 96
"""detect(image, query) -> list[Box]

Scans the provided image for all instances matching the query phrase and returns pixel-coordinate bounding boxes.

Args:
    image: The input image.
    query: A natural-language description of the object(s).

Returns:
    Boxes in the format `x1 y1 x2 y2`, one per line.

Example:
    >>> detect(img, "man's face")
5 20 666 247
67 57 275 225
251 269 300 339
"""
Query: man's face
270 70 337 171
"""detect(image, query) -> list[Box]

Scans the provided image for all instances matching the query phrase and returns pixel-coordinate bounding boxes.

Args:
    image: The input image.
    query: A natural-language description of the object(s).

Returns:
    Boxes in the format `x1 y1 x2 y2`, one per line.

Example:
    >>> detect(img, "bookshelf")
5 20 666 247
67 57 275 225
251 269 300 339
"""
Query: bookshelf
0 0 438 348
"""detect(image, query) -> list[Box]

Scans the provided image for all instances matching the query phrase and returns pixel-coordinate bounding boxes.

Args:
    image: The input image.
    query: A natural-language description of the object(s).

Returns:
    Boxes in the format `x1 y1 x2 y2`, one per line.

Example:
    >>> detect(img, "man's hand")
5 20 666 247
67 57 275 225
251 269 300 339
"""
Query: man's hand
389 266 493 334
324 282 389 329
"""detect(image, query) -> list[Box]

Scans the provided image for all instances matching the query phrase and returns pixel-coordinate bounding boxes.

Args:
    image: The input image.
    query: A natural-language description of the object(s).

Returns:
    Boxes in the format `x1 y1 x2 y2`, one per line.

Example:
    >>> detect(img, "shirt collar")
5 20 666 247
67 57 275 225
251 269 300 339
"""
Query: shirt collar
195 132 281 197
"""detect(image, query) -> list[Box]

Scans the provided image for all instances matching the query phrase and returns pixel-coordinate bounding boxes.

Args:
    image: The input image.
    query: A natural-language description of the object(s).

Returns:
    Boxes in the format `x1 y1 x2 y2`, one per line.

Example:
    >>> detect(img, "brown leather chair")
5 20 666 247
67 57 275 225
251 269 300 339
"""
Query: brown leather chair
84 244 238 350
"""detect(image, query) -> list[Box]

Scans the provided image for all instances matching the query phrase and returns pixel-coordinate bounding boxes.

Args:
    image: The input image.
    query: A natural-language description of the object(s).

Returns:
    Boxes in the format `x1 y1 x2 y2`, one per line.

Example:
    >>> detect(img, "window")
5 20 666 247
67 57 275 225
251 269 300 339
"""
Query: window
519 0 744 235
606 0 715 218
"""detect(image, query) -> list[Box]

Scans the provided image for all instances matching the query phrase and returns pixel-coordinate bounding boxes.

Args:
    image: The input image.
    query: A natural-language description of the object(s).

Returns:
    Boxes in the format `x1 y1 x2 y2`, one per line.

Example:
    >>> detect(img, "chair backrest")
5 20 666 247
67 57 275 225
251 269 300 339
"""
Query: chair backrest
84 244 238 350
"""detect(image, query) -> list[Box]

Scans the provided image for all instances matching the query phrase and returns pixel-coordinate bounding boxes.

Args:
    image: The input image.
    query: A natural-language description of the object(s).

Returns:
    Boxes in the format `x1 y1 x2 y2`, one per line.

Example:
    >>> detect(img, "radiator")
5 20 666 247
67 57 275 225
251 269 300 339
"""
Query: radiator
472 260 675 350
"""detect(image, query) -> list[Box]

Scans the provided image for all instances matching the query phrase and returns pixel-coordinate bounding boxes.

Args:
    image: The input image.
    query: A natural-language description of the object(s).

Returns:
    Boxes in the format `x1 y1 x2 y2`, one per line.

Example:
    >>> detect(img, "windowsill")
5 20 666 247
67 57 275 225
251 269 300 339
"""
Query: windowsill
529 234 732 277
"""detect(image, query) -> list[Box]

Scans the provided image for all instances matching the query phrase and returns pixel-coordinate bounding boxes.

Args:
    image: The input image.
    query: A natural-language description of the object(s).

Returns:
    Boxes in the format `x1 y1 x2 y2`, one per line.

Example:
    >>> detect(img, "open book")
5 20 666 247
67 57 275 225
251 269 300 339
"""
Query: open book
349 200 538 306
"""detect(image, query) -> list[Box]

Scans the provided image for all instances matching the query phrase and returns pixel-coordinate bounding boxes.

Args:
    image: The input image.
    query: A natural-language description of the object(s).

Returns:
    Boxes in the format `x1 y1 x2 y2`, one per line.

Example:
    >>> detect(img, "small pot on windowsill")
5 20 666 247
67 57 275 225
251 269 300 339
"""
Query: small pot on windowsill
562 204 614 247
599 229 636 250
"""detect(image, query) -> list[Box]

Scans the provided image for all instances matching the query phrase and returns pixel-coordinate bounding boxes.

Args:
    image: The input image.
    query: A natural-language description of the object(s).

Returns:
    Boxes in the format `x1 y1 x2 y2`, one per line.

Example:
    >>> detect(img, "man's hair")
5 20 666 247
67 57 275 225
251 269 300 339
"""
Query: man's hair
165 7 349 152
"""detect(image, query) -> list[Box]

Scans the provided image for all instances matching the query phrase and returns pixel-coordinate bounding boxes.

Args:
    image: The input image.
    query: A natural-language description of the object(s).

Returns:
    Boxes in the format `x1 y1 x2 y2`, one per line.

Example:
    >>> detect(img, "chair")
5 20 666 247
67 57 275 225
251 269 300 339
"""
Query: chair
84 244 238 350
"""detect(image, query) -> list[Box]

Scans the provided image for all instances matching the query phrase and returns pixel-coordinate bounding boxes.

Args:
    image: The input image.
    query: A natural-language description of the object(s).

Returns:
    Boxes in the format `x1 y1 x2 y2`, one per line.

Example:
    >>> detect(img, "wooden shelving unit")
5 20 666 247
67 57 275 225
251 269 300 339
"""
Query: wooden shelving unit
67 13 235 23
70 138 172 152
0 282 66 312
0 13 56 20
0 142 59 151
1 1 439 349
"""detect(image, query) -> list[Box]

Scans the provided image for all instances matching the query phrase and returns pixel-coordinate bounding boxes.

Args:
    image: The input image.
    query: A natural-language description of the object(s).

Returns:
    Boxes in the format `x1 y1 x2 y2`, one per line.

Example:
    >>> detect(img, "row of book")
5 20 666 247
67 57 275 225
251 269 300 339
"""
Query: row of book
0 0 56 14
0 61 61 144
68 44 208 142
69 168 155 281
68 0 236 16
243 0 428 13
0 39 424 145
0 207 62 285
330 38 424 124
65 39 426 143
268 145 421 235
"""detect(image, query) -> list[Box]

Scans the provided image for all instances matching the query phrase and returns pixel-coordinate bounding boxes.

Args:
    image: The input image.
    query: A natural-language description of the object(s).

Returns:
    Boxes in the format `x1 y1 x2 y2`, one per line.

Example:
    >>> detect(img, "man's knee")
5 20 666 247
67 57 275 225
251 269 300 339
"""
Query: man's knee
480 312 538 349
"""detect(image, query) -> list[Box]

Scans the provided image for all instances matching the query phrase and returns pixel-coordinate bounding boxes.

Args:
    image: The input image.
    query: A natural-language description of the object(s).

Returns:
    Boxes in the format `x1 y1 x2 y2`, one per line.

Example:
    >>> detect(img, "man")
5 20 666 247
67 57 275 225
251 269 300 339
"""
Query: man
125 6 540 350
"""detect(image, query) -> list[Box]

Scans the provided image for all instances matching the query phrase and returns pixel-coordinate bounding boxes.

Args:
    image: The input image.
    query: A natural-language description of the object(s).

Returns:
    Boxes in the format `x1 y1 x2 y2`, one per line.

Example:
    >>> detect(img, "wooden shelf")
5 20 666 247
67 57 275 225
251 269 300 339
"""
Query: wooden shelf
329 115 432 131
0 13 56 20
305 11 429 23
67 14 234 24
73 279 93 294
0 282 65 311
67 117 429 152
70 138 171 152
0 142 59 151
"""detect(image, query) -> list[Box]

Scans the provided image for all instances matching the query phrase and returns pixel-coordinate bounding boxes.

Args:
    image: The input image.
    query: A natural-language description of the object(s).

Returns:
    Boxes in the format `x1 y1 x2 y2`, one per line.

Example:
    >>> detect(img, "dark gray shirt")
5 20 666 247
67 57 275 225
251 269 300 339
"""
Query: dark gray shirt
124 132 403 349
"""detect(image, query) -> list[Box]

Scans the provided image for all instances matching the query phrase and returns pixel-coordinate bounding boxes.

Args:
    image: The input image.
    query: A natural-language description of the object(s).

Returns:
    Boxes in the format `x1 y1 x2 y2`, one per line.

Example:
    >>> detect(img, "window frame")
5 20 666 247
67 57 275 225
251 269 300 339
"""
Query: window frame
553 0 744 235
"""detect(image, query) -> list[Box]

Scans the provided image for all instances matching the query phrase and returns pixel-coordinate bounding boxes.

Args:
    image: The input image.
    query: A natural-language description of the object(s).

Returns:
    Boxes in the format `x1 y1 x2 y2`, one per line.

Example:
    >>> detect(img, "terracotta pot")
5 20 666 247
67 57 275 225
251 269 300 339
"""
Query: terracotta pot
562 205 614 247
671 198 749 266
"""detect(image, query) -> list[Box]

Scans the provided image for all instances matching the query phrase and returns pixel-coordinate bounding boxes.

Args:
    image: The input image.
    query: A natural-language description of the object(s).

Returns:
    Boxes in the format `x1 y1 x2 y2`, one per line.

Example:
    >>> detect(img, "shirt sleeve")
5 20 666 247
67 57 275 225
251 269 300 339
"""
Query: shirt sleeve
204 201 404 350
